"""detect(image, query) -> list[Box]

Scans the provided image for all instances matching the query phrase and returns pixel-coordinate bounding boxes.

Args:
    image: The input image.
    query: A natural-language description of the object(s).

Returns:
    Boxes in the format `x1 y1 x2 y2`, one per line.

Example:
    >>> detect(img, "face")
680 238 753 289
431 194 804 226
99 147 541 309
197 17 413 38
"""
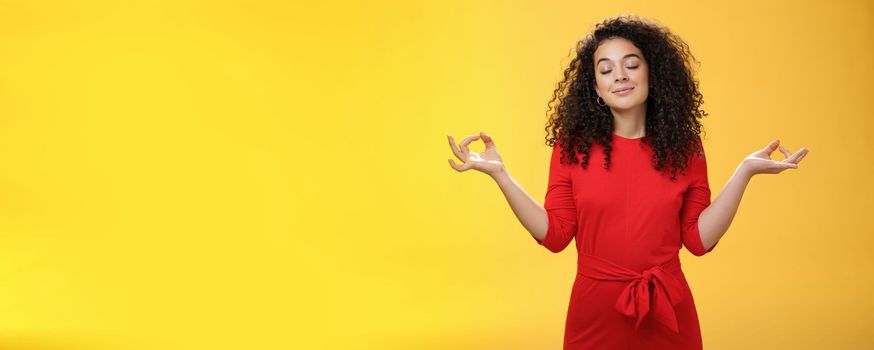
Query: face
592 37 649 111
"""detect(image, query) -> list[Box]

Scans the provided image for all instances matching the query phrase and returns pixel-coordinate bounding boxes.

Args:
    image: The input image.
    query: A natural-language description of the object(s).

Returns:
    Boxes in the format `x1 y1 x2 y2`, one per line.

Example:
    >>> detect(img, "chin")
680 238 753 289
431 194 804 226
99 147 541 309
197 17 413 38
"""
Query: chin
610 102 644 110
612 101 630 108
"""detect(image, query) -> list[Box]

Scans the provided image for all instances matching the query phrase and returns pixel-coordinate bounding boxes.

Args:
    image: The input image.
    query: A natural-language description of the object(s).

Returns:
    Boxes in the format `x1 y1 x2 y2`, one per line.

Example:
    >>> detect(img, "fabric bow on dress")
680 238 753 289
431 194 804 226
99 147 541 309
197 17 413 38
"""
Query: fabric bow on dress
579 253 687 333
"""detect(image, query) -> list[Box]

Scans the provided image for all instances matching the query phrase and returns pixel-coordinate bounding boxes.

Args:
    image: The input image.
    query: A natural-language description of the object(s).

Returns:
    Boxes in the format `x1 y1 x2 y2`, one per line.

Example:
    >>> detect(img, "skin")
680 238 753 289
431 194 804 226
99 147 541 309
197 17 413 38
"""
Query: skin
593 37 650 138
446 38 810 250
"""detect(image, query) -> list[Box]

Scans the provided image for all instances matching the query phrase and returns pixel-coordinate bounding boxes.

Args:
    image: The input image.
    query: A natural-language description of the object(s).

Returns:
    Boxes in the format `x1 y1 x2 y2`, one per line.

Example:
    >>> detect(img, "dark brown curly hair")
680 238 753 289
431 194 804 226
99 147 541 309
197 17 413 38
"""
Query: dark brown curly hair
544 15 708 181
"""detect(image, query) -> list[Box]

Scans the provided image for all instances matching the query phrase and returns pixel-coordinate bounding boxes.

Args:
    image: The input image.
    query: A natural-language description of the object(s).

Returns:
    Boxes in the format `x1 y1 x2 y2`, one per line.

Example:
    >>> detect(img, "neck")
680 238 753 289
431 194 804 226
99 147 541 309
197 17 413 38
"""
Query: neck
611 104 647 138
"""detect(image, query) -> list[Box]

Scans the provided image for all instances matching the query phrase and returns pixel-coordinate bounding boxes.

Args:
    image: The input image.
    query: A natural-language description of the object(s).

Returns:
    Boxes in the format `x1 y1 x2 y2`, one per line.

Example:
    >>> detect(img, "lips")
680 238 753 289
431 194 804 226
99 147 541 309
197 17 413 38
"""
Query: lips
613 86 634 93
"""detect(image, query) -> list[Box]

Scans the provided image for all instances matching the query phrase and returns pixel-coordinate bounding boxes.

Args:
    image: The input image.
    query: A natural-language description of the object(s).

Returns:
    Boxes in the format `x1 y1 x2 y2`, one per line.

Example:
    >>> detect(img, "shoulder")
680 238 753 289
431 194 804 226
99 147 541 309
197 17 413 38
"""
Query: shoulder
551 137 586 168
684 135 709 178
685 134 706 161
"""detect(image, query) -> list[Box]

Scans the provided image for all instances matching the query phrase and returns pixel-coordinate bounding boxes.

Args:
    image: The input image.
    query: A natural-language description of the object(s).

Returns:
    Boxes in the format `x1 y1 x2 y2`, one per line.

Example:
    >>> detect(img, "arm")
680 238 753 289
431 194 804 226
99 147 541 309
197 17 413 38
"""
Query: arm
491 168 549 241
497 143 577 253
447 132 577 253
697 165 751 251
693 138 808 252
492 144 578 253
448 132 550 241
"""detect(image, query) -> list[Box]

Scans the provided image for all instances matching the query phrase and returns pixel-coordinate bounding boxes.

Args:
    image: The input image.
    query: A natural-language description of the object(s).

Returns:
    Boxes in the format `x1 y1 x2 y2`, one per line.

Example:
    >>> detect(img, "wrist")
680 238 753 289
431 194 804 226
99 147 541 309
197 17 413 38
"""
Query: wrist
735 162 754 180
490 166 511 182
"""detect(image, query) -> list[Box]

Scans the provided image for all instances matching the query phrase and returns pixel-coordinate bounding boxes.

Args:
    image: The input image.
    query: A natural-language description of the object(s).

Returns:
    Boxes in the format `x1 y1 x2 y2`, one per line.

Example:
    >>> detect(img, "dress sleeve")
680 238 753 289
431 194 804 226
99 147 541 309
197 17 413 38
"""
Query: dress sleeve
534 141 579 253
680 139 718 256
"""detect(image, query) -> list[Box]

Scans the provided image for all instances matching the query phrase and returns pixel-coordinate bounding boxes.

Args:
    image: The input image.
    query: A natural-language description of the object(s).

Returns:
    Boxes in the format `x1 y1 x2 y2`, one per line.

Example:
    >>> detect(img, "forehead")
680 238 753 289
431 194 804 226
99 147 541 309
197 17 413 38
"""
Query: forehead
594 38 643 64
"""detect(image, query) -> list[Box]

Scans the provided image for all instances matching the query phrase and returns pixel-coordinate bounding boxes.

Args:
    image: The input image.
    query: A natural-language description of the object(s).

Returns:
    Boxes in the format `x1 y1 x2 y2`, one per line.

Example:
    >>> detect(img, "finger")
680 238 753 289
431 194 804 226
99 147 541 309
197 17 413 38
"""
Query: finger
459 134 480 154
762 139 780 156
767 165 794 175
795 148 809 163
480 131 496 150
448 159 462 171
778 145 792 159
448 135 466 161
448 159 470 172
782 147 804 164
786 147 808 163
773 160 798 169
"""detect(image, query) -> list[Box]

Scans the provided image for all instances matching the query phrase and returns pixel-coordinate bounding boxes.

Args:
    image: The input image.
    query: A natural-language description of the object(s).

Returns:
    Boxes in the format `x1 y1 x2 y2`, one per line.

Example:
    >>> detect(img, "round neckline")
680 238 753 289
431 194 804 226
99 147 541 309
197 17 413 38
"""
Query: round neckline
612 132 645 141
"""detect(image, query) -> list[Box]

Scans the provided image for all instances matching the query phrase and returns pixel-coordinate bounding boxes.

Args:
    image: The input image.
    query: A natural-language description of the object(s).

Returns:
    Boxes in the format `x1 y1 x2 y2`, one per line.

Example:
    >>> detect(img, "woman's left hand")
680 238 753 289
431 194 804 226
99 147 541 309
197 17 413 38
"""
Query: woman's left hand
739 139 809 176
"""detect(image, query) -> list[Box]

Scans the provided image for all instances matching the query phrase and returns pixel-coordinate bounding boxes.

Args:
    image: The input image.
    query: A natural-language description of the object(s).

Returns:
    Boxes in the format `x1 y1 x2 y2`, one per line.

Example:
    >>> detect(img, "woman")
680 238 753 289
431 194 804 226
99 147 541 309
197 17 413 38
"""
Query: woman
446 15 808 350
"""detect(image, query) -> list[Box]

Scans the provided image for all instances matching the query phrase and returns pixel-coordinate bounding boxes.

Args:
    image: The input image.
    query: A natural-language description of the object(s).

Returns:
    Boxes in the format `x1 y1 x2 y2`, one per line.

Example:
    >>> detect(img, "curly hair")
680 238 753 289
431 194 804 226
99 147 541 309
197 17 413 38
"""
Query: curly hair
544 15 708 182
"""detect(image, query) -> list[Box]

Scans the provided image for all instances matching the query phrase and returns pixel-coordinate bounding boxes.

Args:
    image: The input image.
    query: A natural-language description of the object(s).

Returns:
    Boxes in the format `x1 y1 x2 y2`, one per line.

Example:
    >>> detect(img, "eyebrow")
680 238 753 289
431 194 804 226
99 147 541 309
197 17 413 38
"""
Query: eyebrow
596 53 641 65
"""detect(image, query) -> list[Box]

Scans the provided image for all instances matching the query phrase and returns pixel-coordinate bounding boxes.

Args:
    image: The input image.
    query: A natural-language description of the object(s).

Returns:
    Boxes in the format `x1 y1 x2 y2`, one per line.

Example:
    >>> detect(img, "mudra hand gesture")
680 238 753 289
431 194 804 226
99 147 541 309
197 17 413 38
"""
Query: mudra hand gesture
740 139 809 176
447 131 505 177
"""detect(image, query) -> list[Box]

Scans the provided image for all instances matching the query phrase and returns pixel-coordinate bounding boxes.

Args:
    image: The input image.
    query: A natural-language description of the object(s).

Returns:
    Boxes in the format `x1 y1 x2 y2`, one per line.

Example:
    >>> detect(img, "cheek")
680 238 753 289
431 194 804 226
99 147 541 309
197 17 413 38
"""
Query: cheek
595 76 610 92
634 69 649 85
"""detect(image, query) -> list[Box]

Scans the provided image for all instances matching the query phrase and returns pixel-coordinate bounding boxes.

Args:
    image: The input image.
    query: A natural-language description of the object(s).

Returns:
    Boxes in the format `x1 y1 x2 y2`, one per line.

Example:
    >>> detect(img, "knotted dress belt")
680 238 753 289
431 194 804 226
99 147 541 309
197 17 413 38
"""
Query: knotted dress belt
578 253 686 333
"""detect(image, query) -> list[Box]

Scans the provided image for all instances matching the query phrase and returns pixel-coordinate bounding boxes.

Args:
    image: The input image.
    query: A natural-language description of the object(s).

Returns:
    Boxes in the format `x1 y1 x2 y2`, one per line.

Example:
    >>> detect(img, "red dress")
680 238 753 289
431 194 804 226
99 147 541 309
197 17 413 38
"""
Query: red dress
535 133 719 350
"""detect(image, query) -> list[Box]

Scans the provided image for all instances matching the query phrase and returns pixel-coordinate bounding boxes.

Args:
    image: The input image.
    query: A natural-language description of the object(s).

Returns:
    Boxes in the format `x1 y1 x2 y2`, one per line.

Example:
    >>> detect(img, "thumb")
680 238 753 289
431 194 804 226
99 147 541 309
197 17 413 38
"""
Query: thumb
763 139 779 155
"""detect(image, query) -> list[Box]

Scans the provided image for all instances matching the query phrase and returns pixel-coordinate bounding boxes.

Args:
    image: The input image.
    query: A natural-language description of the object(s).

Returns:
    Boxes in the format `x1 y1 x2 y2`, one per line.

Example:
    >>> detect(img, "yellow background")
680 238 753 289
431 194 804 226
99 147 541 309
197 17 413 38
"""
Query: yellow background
0 0 870 349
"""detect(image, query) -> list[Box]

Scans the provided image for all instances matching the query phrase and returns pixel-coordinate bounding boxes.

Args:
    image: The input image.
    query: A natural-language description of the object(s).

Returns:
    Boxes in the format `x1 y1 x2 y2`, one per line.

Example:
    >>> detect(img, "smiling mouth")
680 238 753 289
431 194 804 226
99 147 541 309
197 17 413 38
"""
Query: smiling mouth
613 87 634 94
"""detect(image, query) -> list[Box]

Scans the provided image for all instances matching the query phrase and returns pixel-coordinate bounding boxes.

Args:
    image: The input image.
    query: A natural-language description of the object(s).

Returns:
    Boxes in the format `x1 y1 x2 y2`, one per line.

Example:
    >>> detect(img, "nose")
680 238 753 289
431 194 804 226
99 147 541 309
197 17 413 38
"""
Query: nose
615 71 629 82
613 66 629 82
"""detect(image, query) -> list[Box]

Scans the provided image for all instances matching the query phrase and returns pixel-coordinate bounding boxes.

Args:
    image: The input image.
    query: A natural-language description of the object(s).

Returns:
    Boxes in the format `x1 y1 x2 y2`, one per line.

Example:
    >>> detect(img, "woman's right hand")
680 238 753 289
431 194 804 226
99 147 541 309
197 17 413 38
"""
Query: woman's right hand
447 131 506 177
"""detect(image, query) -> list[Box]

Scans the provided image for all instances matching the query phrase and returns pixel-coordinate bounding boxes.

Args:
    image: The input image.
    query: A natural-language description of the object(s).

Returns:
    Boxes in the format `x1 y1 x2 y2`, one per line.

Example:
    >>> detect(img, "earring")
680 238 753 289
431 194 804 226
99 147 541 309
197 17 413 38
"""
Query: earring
596 96 607 106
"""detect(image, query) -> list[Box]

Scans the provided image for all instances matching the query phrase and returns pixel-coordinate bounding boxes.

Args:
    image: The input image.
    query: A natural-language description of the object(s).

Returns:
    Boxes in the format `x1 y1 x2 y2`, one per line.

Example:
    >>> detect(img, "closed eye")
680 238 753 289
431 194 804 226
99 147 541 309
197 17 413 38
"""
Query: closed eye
600 65 639 75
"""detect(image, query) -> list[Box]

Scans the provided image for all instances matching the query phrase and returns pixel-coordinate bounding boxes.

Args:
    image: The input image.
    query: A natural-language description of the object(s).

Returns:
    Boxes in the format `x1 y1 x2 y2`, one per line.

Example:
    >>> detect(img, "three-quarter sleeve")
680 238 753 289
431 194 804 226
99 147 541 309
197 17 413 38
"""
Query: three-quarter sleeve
534 141 579 253
680 138 718 256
